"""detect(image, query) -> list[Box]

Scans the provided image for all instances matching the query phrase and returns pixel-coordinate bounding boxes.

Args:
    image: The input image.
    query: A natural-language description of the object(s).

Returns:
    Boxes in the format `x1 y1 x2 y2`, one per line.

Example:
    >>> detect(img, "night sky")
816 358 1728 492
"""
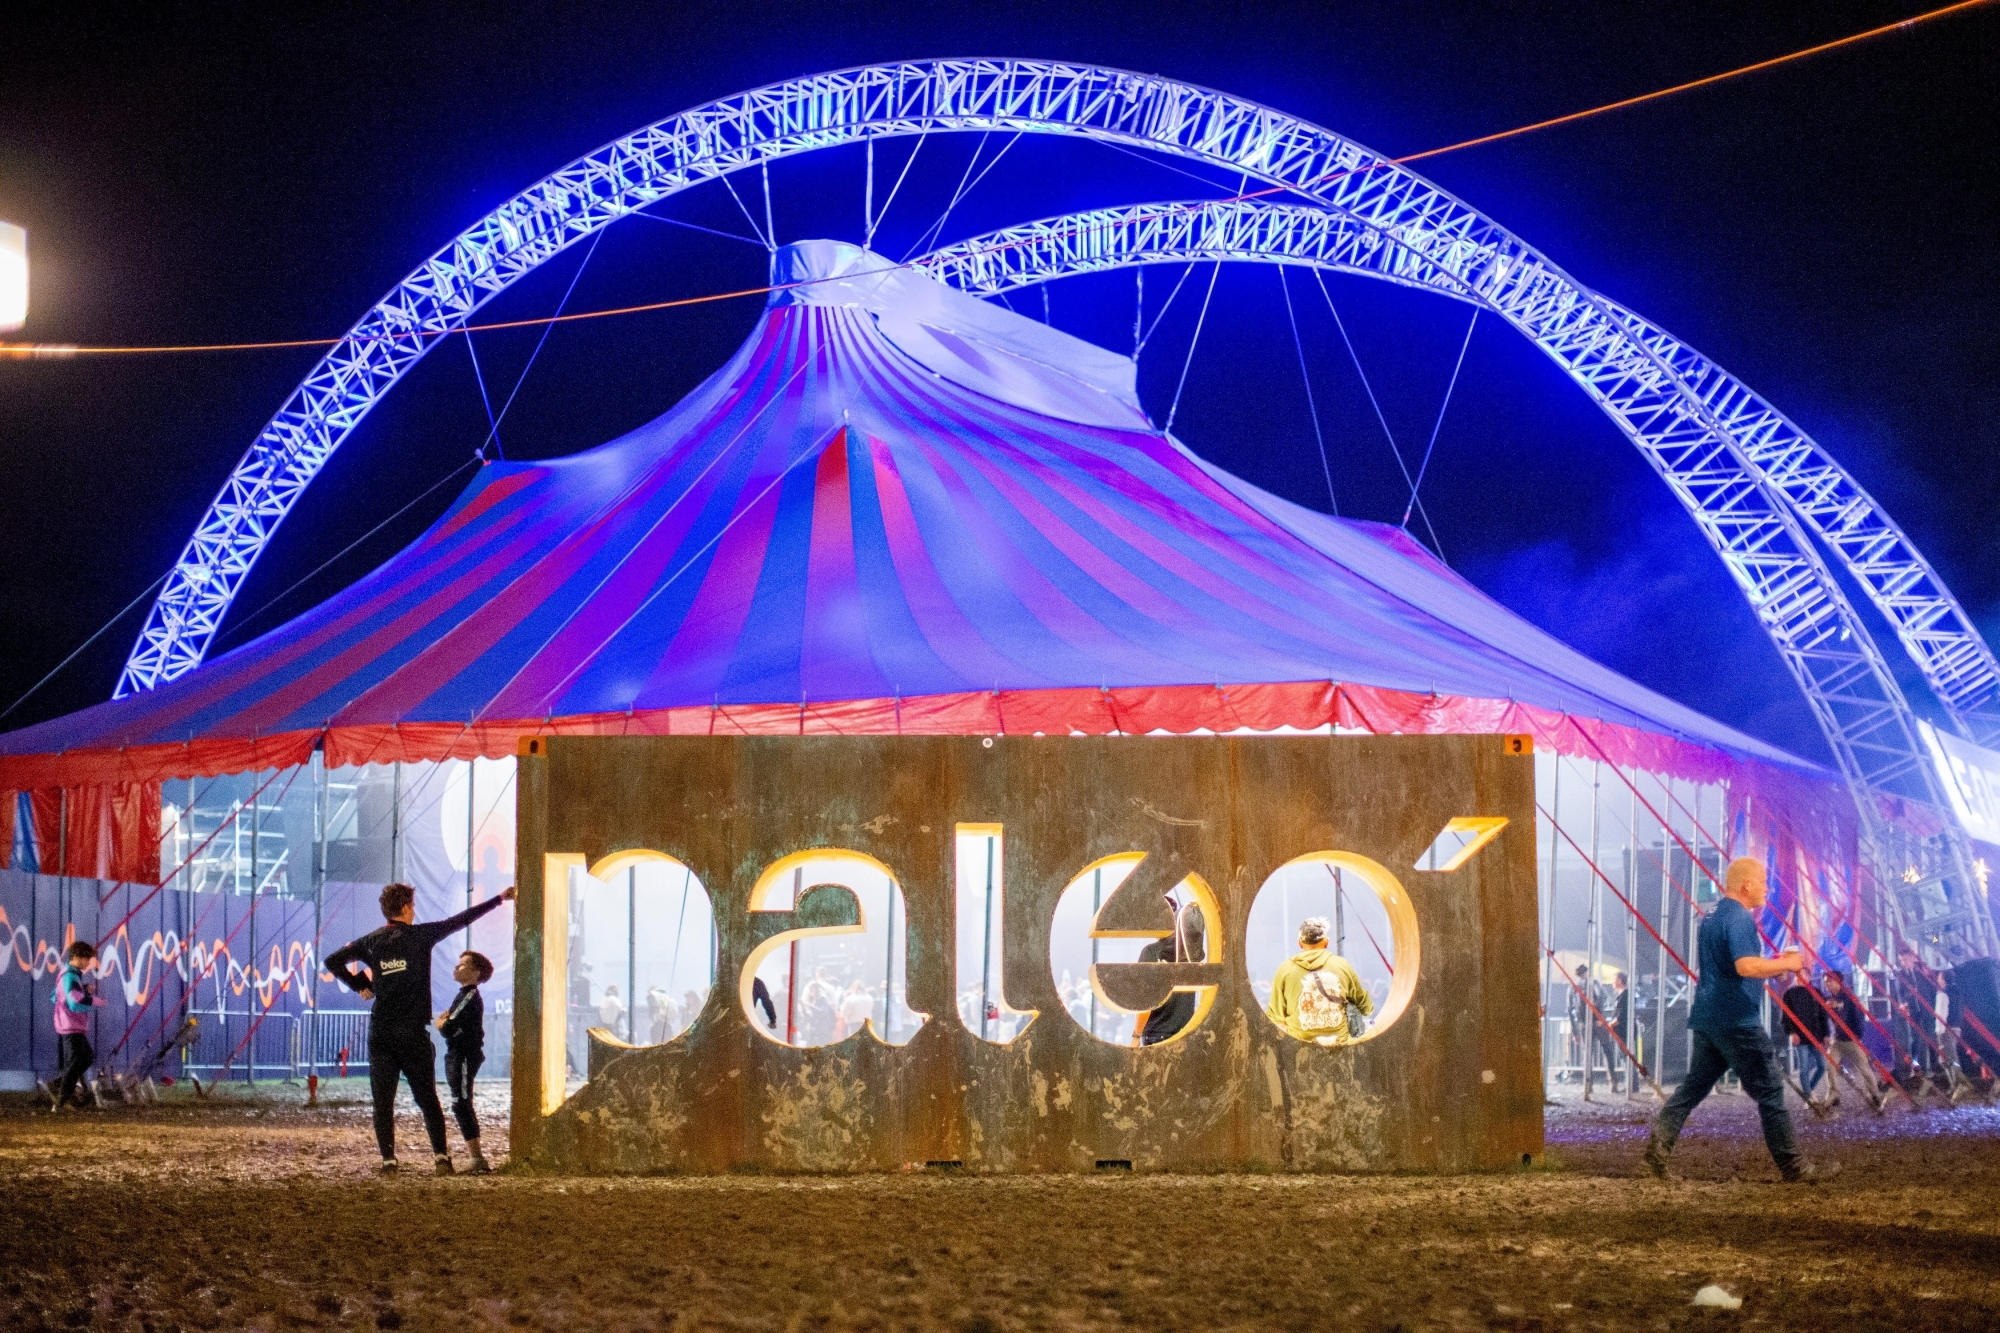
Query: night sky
1 2 1993 770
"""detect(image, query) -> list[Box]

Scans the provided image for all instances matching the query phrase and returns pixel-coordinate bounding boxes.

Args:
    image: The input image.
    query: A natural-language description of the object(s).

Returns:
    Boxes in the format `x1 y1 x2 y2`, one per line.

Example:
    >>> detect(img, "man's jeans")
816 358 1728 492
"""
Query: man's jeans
1794 1040 1825 1097
1650 1026 1803 1176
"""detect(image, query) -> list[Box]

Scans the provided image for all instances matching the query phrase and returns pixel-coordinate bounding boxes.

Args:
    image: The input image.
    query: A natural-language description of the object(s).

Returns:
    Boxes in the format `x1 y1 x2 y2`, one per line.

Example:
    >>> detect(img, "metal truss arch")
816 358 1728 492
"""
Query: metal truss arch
915 199 2000 797
116 57 1647 698
116 62 1997 820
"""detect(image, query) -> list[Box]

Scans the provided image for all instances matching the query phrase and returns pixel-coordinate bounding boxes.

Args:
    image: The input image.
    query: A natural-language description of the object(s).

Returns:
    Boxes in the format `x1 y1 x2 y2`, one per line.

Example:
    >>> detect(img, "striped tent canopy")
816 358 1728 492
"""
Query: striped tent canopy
0 240 1816 792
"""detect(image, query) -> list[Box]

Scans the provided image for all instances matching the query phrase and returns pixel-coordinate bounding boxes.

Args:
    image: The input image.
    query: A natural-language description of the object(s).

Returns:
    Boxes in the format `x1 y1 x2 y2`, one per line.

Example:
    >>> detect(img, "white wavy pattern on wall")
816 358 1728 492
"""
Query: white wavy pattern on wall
2 904 325 1009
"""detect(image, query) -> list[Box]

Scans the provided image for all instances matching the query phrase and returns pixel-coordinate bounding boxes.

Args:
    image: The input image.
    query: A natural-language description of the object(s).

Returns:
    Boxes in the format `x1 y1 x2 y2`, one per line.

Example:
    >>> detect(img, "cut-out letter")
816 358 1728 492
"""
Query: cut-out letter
742 849 927 1048
1416 817 1508 873
954 824 1038 1043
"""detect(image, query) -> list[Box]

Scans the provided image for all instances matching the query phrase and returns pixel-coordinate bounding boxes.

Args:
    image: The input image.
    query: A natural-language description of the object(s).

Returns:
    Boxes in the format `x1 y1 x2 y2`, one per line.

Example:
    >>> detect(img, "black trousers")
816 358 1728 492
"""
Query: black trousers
56 1033 93 1107
1650 1027 1801 1176
445 1050 483 1142
1589 1024 1646 1085
368 1024 447 1159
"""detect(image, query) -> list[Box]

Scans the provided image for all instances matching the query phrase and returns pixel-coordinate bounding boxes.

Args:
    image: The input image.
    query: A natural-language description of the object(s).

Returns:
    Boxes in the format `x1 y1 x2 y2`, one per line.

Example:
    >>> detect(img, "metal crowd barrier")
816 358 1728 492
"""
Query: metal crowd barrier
303 1009 373 1076
179 1011 300 1081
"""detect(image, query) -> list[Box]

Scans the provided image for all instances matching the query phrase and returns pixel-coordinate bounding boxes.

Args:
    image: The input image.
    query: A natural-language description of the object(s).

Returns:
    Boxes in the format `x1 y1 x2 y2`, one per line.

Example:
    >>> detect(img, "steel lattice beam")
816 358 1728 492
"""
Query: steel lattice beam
114 64 1996 823
914 200 2000 800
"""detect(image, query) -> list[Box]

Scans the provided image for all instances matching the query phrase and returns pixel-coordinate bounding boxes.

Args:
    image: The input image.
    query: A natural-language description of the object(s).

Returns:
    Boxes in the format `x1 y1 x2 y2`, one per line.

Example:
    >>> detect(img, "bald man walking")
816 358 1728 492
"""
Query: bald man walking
1643 858 1837 1183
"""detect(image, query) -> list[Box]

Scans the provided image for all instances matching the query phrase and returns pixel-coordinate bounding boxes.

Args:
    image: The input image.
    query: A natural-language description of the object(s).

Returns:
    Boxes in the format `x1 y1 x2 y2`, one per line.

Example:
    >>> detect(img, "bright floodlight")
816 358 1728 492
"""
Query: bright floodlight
0 222 25 331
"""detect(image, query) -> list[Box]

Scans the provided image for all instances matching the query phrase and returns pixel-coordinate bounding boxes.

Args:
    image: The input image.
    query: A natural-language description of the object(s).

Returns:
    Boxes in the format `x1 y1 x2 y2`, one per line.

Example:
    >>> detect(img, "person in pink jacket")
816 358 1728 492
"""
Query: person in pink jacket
51 941 106 1112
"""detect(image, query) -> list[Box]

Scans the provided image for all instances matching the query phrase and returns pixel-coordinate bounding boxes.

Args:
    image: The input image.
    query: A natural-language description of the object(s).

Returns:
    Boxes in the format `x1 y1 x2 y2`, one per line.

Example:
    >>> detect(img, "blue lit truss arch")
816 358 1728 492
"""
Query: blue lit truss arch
912 200 2000 799
120 61 1998 825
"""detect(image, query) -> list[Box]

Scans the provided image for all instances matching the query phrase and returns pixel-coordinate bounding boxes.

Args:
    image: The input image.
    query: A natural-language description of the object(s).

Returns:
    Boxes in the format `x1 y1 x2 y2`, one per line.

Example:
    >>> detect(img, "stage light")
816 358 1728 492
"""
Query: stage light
0 223 25 331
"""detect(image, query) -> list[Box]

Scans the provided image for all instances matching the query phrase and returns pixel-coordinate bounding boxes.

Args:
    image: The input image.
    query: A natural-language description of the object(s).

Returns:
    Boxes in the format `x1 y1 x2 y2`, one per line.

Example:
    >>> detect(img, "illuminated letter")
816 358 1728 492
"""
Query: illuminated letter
1245 852 1420 1044
540 853 586 1114
954 824 1038 1043
741 850 927 1048
1048 853 1222 1047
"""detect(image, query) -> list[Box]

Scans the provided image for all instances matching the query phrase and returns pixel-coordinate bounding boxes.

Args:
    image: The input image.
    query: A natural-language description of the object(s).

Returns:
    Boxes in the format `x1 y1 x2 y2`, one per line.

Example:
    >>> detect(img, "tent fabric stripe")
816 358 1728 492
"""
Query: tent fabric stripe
2 239 1820 794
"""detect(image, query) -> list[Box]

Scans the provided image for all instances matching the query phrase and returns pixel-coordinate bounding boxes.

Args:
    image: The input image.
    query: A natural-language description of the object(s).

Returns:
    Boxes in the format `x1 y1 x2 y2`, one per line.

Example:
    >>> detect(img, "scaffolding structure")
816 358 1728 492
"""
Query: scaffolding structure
1534 748 1997 1111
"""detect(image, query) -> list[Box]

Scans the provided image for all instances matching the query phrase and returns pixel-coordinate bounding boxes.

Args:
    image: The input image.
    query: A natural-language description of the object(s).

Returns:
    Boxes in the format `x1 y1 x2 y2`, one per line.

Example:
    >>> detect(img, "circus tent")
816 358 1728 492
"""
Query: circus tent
0 240 1825 880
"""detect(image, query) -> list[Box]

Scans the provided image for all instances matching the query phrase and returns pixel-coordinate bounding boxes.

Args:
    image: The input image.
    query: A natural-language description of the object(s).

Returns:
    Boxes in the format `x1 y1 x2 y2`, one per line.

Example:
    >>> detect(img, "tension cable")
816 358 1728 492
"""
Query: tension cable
716 171 768 252
460 325 502 459
1277 266 1337 515
1133 261 1197 359
209 456 479 652
625 209 765 248
866 132 927 250
1164 261 1222 434
1400 306 1480 529
474 227 606 463
1311 268 1444 557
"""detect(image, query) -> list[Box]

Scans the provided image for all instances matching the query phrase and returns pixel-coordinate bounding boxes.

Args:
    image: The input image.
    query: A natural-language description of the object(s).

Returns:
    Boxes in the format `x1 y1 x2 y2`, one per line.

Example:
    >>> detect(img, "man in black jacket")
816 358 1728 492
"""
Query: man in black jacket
1781 971 1831 1109
325 882 515 1174
1134 906 1207 1047
1591 972 1645 1092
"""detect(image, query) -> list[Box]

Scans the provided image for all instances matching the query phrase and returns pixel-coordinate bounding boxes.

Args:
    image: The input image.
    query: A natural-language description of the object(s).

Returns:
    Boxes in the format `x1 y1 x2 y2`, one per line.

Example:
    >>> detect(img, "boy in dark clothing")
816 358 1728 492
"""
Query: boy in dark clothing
324 882 515 1174
437 949 494 1174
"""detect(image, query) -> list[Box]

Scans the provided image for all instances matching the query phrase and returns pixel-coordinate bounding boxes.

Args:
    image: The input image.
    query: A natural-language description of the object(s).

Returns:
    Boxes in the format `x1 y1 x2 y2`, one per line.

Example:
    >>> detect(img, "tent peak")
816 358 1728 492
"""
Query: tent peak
769 239 1147 429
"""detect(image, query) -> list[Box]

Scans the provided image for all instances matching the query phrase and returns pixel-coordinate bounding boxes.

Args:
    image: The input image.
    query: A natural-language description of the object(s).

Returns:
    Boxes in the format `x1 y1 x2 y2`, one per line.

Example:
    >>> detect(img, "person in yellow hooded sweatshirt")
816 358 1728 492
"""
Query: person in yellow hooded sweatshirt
1266 916 1372 1045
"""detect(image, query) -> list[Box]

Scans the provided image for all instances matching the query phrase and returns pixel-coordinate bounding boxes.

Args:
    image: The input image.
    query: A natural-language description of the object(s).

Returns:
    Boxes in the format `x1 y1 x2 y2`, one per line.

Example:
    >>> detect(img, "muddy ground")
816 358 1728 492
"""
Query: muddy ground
1 1080 1996 1331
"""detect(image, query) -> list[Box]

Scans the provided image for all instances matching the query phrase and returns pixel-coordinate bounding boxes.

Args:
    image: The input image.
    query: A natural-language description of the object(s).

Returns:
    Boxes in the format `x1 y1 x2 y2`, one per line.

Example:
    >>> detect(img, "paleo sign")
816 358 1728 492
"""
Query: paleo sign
511 734 1540 1173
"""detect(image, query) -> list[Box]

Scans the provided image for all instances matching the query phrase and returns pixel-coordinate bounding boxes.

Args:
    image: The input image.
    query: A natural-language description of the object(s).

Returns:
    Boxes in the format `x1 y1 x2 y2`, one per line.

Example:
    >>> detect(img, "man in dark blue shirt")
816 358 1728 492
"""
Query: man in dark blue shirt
1644 857 1836 1182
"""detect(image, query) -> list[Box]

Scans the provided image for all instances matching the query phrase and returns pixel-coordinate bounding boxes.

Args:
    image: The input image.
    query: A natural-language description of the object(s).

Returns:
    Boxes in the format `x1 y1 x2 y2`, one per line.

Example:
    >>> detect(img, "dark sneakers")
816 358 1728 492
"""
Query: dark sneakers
1783 1160 1841 1184
433 1156 455 1177
378 1159 399 1174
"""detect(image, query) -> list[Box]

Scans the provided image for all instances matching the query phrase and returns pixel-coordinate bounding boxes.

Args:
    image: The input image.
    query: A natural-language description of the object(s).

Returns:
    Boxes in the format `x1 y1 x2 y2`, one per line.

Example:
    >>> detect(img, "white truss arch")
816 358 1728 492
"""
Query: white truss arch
915 200 2000 791
116 60 1995 826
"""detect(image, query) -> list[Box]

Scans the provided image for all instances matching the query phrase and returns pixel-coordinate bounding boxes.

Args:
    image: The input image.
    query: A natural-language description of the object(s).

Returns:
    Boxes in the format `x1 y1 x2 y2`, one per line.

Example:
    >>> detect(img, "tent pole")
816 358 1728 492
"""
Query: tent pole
465 759 476 950
312 751 325 1085
883 876 896 1042
1335 866 1346 957
1543 757 1560 1095
1585 761 1600 1101
1626 771 1639 1099
248 776 259 1086
1090 867 1101 1040
786 867 801 1045
627 867 636 1044
390 761 403 885
1673 779 1689 1081
668 864 691 1035
28 801 38 1080
58 788 68 936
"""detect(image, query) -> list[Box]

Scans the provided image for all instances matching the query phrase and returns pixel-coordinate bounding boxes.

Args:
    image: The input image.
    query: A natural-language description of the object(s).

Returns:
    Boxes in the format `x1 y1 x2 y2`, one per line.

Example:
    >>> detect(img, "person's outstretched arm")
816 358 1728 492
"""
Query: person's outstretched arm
412 886 518 948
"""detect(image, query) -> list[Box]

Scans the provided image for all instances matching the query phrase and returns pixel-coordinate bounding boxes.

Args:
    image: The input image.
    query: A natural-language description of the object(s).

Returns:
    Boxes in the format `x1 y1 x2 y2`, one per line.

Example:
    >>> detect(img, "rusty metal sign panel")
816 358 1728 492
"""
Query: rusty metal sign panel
511 735 1540 1173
